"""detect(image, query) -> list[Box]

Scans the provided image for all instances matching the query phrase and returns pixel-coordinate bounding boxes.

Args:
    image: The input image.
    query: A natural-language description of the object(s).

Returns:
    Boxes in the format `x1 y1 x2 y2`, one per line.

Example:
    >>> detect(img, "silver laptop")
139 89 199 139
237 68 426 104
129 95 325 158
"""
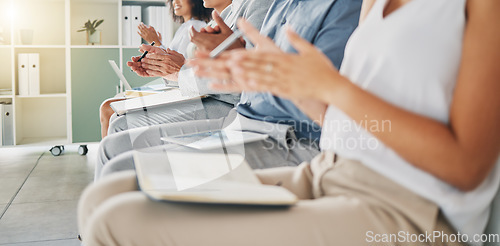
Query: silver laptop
108 60 133 90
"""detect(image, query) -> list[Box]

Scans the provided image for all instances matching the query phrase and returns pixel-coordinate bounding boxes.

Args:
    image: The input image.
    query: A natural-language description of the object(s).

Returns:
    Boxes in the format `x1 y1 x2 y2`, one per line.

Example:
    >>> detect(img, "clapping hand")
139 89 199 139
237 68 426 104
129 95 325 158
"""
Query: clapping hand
137 23 162 46
189 11 245 53
187 18 282 92
127 45 185 77
190 19 345 101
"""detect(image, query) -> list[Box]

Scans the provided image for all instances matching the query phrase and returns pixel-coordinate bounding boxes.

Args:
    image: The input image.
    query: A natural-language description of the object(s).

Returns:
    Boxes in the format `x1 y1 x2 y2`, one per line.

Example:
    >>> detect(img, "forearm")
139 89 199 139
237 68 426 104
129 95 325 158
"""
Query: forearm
321 80 496 191
291 99 328 127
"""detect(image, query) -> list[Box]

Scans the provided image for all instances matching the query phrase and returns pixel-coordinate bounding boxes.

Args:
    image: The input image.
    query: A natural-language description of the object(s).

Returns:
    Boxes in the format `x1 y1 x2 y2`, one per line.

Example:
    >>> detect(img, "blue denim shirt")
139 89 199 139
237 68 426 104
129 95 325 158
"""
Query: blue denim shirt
237 0 362 142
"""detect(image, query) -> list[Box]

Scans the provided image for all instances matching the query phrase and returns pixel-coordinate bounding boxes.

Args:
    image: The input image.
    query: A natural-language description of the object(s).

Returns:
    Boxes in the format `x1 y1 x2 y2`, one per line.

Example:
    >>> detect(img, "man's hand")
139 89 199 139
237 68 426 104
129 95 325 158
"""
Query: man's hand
127 45 185 77
190 11 246 52
187 18 283 92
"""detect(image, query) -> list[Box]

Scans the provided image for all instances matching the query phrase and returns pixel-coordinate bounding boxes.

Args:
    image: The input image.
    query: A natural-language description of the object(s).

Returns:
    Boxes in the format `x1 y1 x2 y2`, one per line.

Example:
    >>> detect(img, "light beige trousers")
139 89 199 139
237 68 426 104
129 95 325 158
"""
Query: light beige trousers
78 152 463 246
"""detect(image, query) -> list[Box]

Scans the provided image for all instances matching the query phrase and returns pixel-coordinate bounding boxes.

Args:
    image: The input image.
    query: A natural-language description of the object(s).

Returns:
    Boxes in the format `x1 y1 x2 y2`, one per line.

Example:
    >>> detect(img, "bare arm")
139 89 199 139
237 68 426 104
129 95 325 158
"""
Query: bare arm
319 0 500 191
219 1 500 191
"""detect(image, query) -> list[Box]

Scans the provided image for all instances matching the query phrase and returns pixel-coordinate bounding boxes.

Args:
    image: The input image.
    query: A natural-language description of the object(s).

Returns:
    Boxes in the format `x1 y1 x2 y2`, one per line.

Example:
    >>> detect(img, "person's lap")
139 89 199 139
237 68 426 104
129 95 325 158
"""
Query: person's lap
107 97 234 134
81 157 460 246
96 109 321 180
99 136 320 179
96 116 226 180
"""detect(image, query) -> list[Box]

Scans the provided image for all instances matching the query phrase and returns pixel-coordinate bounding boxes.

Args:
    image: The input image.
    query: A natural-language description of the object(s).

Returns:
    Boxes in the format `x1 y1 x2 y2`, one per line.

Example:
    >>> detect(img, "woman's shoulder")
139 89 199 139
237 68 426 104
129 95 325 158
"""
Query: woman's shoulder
184 19 208 31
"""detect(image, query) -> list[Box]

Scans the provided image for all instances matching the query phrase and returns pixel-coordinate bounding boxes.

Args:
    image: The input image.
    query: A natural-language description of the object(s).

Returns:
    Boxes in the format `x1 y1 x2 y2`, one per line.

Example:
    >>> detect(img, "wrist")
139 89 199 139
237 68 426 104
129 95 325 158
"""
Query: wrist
318 74 354 107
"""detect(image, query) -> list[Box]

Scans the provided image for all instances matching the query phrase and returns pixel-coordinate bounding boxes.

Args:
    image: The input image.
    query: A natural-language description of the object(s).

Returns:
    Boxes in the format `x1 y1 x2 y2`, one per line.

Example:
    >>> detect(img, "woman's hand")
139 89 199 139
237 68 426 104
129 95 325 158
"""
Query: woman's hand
189 19 349 100
187 18 282 92
231 19 350 100
127 45 185 77
138 23 162 46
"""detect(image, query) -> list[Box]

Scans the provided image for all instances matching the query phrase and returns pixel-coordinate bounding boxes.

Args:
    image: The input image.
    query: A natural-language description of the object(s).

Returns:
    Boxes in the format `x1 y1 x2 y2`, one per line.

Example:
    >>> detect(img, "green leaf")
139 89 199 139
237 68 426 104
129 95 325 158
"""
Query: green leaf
77 19 104 34
94 19 104 28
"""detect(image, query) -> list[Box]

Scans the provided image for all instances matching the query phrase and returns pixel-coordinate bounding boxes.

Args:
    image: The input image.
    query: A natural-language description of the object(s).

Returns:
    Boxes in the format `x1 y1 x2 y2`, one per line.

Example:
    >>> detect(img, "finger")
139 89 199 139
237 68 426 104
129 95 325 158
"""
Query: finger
190 32 211 46
204 26 215 33
142 59 179 72
158 32 162 42
212 11 230 33
140 44 165 54
142 57 170 68
131 56 141 62
141 62 162 70
194 67 232 80
166 49 181 55
146 70 169 77
189 26 198 38
127 61 139 67
236 18 275 48
286 27 316 55
145 53 171 61
213 25 221 33
190 57 228 72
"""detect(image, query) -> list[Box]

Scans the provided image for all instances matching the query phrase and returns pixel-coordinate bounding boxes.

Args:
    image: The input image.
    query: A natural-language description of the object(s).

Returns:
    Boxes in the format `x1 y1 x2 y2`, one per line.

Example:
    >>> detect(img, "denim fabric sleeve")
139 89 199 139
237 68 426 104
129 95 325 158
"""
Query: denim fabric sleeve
313 0 362 70
242 0 274 48
275 0 362 132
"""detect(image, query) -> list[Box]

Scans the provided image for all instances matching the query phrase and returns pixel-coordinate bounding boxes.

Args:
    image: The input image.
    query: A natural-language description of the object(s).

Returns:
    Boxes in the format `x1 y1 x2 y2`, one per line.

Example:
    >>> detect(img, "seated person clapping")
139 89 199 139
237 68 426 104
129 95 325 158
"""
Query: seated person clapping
80 1 500 245
99 0 212 138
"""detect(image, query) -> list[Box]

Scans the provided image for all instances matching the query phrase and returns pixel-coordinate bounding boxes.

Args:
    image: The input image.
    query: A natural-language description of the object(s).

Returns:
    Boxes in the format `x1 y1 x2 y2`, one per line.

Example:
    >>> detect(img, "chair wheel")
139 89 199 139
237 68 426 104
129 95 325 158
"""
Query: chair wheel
50 146 63 156
78 145 88 156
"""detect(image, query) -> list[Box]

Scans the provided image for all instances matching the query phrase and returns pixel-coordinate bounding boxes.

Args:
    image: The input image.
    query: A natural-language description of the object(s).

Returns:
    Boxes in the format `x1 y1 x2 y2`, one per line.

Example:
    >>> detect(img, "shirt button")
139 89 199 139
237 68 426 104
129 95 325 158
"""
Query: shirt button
281 19 287 25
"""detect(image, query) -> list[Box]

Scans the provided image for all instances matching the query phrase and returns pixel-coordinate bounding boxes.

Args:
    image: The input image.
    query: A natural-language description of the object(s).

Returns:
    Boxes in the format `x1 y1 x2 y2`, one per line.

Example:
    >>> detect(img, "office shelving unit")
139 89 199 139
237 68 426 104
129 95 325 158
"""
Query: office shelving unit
0 0 174 149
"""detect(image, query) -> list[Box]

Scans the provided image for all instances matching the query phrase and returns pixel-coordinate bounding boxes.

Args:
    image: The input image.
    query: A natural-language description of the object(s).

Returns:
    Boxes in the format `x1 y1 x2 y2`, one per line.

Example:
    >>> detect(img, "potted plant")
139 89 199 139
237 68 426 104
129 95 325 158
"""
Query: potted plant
77 19 104 45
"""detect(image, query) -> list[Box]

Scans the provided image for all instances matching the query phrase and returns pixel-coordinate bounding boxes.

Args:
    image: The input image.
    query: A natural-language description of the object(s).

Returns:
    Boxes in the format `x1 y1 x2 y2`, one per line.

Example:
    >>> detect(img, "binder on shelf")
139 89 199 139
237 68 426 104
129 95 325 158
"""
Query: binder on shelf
28 53 40 95
0 104 14 146
18 53 40 96
18 54 29 96
122 6 132 46
156 7 163 45
162 6 174 44
144 6 156 29
160 7 166 43
131 6 142 46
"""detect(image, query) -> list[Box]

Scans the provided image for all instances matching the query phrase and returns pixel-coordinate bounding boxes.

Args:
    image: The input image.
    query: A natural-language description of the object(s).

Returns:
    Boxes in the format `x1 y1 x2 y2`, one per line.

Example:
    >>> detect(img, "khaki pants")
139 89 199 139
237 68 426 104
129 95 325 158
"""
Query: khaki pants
78 152 463 246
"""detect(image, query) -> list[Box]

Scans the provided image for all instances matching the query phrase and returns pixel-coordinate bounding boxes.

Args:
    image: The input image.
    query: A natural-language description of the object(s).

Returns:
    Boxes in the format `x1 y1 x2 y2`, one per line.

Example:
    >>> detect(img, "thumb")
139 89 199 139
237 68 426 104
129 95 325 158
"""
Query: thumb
140 44 153 52
286 27 315 55
141 44 163 54
213 11 231 33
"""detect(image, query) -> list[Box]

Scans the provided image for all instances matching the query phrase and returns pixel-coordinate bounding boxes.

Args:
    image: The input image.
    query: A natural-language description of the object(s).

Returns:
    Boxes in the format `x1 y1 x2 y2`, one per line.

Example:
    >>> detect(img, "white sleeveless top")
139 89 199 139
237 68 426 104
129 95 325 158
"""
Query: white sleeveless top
167 19 206 58
320 0 500 239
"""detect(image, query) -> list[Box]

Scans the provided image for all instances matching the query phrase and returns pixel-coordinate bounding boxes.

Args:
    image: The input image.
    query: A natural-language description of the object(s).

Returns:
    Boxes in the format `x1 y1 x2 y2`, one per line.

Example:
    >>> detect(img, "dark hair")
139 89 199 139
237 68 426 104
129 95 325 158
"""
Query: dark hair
167 0 213 23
